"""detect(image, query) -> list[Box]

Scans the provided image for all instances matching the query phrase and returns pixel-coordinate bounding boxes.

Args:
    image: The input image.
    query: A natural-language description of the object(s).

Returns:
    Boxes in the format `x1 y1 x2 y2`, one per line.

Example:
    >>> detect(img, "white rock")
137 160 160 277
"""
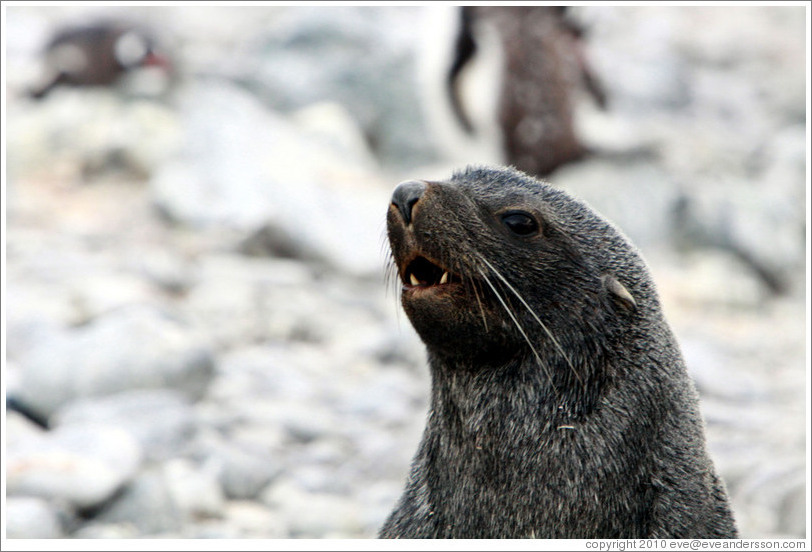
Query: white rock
206 443 282 500
261 477 363 538
242 6 437 169
5 289 74 361
164 458 225 519
4 497 64 539
181 255 322 348
16 306 214 416
290 101 379 170
149 81 390 277
650 249 770 310
72 523 139 539
6 89 180 182
222 500 288 538
357 481 405 537
53 389 196 461
65 272 157 324
214 344 321 403
94 467 183 535
5 410 47 448
6 424 142 509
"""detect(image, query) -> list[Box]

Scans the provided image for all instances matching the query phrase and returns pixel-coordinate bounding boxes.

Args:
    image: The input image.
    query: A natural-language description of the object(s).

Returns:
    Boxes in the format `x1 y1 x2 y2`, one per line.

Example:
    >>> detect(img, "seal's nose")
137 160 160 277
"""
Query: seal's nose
391 180 427 225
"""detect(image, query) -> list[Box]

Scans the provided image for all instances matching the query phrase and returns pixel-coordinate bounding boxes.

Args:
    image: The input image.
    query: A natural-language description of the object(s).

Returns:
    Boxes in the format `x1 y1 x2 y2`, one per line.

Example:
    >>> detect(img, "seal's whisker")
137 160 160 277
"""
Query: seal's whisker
383 255 403 329
383 254 399 300
478 255 585 390
478 268 558 395
457 256 490 332
471 275 489 332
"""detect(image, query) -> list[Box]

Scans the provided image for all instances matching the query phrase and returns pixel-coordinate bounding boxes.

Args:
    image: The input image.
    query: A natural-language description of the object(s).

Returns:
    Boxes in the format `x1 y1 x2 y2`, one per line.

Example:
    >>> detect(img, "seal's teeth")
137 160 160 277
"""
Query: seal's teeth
440 271 449 285
410 273 421 286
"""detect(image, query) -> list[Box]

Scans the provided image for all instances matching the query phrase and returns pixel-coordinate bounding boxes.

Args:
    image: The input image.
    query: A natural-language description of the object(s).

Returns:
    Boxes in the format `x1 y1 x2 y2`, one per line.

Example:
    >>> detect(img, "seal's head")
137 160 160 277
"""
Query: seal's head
387 166 652 394
380 166 738 540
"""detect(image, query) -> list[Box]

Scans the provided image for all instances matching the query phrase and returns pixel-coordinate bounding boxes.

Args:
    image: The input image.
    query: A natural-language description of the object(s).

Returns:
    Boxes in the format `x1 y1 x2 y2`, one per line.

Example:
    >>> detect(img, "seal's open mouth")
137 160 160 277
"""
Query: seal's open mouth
402 256 462 289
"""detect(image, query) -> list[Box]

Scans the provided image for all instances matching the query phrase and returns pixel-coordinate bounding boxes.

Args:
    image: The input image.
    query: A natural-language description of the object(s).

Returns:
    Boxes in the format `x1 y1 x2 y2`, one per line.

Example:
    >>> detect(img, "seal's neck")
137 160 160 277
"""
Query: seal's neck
426 352 602 442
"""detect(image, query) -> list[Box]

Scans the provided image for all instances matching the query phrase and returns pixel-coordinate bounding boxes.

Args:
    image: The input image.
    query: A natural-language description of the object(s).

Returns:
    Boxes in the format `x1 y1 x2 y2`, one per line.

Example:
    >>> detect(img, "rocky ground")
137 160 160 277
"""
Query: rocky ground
3 5 808 540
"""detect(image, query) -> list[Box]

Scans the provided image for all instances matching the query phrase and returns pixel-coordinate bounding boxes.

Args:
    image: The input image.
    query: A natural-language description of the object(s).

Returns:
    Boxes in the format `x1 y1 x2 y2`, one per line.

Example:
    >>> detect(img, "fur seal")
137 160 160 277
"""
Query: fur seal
380 166 737 539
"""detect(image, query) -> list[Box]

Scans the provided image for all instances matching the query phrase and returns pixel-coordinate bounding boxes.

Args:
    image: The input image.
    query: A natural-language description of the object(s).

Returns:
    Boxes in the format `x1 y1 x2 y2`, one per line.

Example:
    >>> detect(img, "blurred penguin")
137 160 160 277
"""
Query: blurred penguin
420 6 606 177
28 20 172 100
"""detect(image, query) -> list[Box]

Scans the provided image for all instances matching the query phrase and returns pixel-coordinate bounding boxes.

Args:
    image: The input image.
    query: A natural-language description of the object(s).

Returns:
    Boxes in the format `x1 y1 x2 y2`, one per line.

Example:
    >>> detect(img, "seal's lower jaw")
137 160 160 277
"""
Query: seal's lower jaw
397 255 511 359
402 282 464 300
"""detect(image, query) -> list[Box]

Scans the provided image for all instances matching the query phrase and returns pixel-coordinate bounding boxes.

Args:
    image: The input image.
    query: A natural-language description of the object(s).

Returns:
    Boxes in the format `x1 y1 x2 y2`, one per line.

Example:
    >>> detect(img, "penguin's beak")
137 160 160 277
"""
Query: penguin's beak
142 51 172 73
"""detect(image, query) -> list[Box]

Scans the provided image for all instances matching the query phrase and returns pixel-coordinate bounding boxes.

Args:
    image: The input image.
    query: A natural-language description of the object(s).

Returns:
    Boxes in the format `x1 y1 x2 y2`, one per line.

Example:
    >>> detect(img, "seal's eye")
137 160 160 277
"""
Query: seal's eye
501 211 539 236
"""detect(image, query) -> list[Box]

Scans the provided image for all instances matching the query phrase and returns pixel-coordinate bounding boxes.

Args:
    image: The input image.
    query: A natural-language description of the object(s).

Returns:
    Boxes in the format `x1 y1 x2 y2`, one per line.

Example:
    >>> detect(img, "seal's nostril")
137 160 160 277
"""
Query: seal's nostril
391 180 427 225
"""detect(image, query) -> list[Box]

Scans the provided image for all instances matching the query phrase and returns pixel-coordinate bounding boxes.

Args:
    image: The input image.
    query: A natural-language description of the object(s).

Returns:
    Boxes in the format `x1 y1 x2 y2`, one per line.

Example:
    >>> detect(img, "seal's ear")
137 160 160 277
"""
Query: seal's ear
602 274 637 313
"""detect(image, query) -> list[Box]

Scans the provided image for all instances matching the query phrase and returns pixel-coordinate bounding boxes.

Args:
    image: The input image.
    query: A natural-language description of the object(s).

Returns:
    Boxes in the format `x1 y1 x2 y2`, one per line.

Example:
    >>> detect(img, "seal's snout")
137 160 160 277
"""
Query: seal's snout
391 180 427 225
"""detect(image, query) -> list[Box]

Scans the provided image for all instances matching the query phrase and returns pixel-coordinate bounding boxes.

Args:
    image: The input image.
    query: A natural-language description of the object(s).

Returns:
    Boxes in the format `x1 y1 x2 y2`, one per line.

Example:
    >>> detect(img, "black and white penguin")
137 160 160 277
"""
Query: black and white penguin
421 6 606 177
28 20 172 99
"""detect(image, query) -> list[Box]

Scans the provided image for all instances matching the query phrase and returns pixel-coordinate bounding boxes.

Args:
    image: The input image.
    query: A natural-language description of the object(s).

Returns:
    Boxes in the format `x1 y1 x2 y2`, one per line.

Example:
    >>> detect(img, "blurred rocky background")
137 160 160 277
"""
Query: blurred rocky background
3 5 807 540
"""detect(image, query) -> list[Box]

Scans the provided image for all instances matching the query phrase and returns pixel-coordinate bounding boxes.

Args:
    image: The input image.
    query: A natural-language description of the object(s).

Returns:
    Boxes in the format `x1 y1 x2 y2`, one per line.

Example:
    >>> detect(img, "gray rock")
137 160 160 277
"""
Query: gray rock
181 421 286 501
682 338 767 402
6 424 142 510
361 327 426 369
163 458 225 520
4 497 64 539
283 461 343 495
176 522 242 539
349 424 423 483
94 467 183 535
149 81 390 278
6 88 180 183
274 401 337 444
213 344 321 403
649 249 772 311
587 8 691 113
181 255 329 348
553 158 680 250
731 459 806 538
208 443 283 500
4 289 74 362
52 389 197 461
261 477 363 538
671 179 804 295
72 523 140 539
222 424 289 460
576 6 806 298
240 6 437 169
64 272 157 325
337 367 424 422
5 232 157 337
357 481 405 537
129 247 196 296
290 102 380 168
16 306 215 416
222 500 288 538
779 484 806 537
